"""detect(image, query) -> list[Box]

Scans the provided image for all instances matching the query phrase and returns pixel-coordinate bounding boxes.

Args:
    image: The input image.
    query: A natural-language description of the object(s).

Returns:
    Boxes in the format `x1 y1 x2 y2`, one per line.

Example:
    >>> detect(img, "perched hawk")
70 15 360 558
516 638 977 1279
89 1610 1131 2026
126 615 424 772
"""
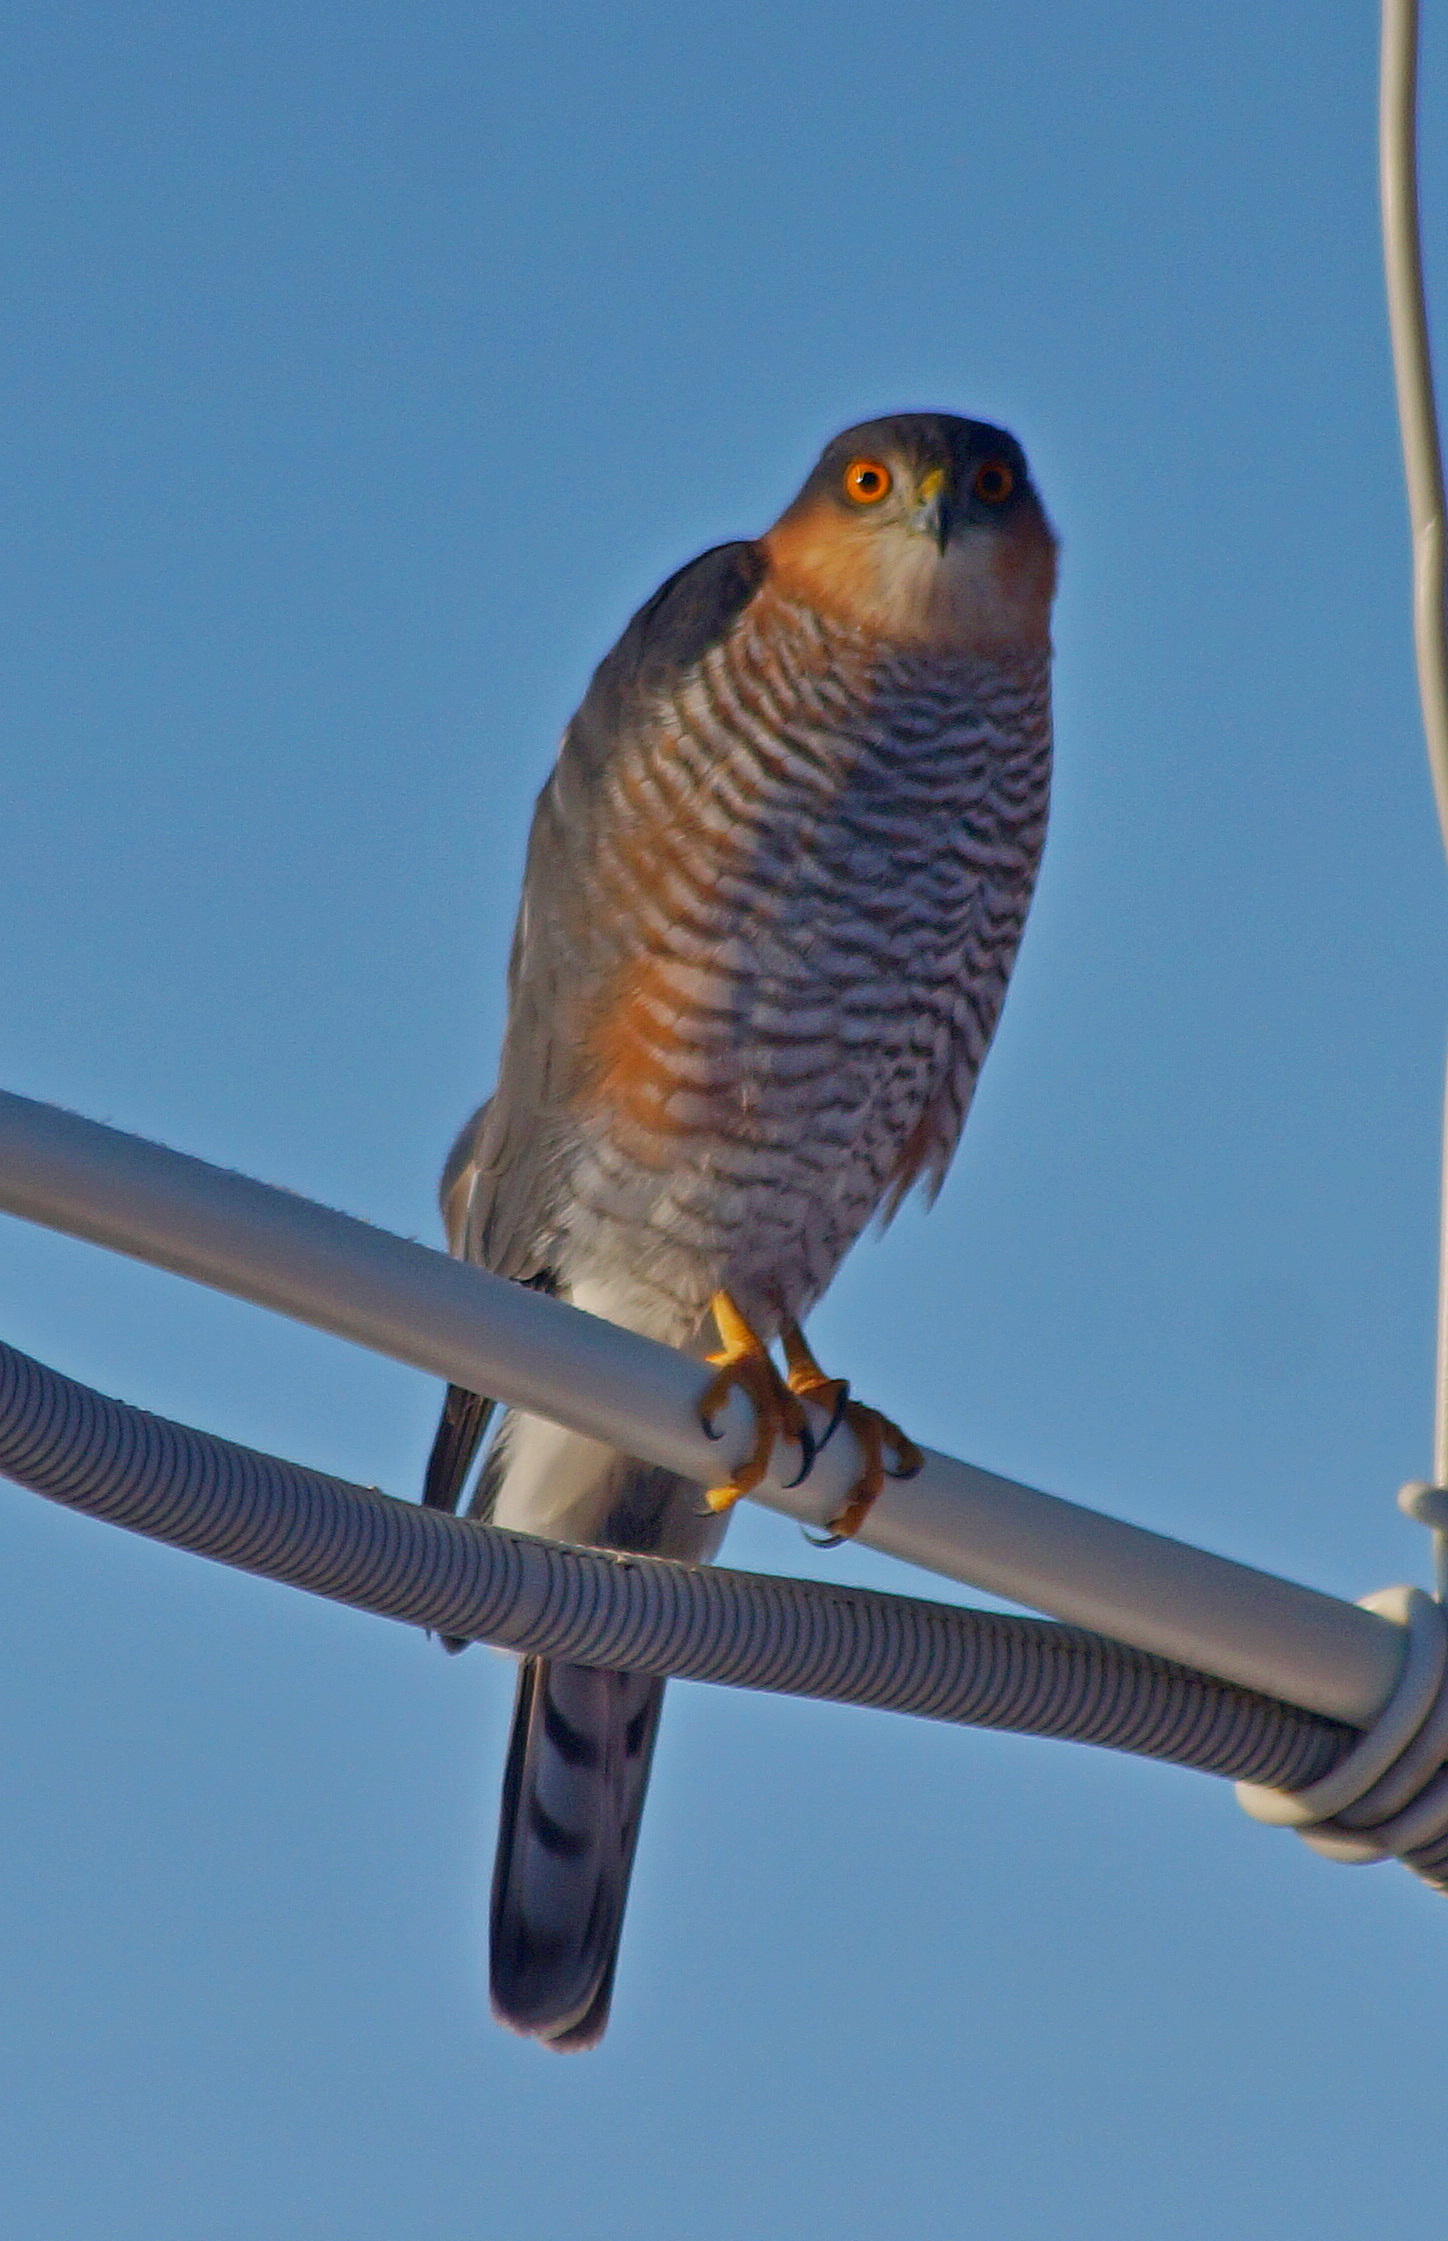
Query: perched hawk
424 413 1056 2047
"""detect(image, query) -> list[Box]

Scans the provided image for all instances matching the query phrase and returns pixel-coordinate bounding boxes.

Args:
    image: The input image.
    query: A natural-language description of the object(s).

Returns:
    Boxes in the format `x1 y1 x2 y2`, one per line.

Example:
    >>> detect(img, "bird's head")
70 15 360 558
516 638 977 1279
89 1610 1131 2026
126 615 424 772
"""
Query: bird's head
763 413 1056 654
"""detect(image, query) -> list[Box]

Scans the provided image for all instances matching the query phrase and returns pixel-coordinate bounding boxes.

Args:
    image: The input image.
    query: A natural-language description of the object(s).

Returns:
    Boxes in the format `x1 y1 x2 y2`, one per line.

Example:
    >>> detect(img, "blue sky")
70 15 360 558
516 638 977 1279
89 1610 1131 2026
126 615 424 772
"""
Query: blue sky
1 5 1446 2234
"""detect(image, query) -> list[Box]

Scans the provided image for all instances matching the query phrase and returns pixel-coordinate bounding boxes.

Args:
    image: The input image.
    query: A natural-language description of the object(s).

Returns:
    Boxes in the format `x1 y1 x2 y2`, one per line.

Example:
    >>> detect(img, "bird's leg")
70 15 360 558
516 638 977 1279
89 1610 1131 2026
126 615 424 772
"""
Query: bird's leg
780 1320 924 1543
779 1321 849 1421
699 1291 813 1513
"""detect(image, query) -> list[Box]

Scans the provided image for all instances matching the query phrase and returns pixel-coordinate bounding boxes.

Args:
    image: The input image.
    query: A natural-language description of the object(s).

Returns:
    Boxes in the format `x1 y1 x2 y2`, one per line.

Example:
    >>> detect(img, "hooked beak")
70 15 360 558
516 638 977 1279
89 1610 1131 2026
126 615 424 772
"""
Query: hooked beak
914 466 952 554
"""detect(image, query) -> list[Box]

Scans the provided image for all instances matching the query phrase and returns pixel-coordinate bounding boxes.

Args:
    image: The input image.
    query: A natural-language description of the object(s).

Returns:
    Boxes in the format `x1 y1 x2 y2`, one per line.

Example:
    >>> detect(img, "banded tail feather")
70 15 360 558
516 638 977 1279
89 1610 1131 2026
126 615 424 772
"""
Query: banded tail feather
491 1654 665 2050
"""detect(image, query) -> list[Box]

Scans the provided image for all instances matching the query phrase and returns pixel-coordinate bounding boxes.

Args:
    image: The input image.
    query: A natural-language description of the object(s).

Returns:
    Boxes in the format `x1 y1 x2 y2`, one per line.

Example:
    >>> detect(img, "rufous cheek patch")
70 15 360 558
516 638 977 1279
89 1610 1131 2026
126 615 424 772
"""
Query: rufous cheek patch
762 503 887 634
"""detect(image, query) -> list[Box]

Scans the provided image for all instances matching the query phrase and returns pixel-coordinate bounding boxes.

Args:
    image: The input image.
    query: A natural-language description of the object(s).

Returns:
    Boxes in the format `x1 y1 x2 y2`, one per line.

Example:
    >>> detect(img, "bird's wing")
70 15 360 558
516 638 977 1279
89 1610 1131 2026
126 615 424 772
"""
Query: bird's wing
422 537 768 1517
451 533 770 1269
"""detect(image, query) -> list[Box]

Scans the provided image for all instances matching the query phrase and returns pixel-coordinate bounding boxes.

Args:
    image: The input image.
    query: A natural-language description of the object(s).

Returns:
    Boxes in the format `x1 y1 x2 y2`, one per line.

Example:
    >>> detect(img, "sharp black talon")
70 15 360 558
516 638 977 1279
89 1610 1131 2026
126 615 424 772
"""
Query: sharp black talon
802 1524 845 1550
814 1383 851 1451
782 1416 817 1490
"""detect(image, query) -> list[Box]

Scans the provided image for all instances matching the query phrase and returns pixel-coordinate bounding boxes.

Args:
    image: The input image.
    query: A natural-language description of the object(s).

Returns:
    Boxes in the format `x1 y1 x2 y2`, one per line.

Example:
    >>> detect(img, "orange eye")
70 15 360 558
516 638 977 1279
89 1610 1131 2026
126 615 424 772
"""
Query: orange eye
973 459 1015 504
843 457 892 504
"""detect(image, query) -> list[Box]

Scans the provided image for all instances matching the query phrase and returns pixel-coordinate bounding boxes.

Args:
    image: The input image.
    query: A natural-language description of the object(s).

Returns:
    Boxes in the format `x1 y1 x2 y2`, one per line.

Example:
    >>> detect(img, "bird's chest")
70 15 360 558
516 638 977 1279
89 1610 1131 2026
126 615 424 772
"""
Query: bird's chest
575 664 1042 1146
556 647 1047 1324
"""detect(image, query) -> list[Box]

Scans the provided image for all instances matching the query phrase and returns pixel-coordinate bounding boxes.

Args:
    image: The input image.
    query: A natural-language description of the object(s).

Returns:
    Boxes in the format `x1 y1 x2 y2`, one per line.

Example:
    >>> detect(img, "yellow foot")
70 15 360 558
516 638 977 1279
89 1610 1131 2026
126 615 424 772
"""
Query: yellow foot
700 1292 813 1513
781 1321 923 1543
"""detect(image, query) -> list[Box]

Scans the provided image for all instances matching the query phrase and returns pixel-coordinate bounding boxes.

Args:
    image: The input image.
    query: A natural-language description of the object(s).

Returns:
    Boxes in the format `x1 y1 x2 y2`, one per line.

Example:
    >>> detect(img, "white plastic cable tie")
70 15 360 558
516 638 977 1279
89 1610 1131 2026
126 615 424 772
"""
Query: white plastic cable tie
1236 1583 1448 1866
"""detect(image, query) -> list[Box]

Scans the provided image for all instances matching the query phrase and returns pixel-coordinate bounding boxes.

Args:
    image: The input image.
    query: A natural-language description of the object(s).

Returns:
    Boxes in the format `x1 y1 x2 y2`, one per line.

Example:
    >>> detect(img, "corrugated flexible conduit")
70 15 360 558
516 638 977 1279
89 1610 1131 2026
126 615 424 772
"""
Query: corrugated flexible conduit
21 1323 1448 1889
0 1326 1370 1802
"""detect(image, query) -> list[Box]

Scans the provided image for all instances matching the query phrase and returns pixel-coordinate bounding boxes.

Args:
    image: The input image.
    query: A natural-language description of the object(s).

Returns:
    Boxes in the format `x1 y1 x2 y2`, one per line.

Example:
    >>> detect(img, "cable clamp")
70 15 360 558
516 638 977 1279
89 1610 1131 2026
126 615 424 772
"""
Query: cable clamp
1237 1582 1448 1864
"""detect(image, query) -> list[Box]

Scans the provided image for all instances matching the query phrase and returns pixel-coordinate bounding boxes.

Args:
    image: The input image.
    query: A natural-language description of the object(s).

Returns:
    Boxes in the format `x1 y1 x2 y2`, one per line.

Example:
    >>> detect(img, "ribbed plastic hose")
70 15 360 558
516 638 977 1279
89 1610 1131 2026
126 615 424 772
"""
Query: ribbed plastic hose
0 1331 1348 1791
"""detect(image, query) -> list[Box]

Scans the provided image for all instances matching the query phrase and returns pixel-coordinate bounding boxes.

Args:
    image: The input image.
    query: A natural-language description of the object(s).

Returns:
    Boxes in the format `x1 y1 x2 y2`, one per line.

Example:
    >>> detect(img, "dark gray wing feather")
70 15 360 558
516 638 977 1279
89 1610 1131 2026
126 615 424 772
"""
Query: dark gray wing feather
421 540 766 1518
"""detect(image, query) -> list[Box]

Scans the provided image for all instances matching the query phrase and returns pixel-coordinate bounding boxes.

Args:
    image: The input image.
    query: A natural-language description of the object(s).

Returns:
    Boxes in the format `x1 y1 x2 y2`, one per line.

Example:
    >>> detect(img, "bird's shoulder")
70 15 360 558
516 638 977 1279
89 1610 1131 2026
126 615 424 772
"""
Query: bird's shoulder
563 538 767 775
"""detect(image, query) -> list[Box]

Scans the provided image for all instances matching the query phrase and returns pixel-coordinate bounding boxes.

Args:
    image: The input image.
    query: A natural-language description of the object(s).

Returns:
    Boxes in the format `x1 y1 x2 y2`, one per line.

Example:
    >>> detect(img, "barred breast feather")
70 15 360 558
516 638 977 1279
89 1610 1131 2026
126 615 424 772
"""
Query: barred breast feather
499 562 1051 1346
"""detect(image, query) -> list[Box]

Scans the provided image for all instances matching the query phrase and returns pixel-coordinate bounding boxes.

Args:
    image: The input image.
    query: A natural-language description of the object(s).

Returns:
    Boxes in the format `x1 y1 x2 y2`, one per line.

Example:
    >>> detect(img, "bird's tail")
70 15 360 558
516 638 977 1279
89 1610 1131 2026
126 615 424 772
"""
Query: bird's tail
490 1652 665 2051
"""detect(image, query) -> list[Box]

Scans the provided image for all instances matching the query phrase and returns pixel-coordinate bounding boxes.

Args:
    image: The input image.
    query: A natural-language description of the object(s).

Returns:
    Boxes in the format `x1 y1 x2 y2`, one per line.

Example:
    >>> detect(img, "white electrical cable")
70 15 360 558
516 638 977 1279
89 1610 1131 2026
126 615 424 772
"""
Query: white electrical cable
1382 0 1448 866
1238 2 1448 1871
1382 0 1448 1503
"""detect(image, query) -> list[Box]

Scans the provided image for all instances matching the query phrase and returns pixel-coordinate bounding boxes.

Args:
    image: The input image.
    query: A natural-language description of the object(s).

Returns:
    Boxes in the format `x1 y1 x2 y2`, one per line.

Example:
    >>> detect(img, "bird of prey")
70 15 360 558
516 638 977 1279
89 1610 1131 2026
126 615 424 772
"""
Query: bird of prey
423 412 1056 2049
